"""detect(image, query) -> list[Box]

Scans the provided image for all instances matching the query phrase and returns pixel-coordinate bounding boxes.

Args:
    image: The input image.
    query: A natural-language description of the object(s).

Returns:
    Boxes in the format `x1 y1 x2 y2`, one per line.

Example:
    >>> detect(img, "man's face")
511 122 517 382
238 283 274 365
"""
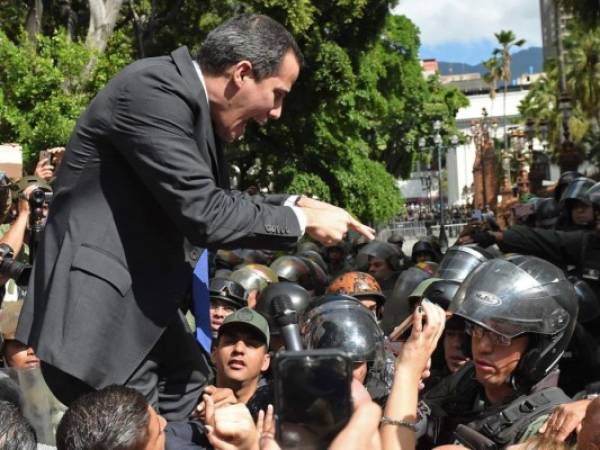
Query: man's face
359 298 380 319
471 325 528 390
443 329 469 373
213 325 270 384
210 299 236 334
3 340 40 369
212 50 300 143
368 257 393 282
143 406 167 450
571 201 594 225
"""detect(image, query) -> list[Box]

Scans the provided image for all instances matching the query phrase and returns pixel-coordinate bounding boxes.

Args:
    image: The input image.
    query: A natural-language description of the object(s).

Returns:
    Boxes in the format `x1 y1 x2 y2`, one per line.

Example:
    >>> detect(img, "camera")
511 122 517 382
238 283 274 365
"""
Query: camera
0 243 31 286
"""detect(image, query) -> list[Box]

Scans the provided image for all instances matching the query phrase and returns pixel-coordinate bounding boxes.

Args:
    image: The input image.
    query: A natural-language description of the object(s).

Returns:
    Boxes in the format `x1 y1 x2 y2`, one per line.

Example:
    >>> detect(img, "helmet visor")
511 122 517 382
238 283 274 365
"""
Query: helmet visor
450 259 571 339
436 247 487 282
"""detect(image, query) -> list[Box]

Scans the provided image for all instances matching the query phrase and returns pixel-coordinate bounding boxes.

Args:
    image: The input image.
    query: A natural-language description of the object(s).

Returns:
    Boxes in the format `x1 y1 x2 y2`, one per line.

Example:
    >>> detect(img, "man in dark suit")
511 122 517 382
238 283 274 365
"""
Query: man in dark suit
16 14 373 419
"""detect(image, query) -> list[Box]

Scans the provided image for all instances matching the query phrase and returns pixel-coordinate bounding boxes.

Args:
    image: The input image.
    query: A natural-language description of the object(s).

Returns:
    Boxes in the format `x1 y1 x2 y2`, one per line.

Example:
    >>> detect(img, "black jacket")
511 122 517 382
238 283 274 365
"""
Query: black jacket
16 47 301 389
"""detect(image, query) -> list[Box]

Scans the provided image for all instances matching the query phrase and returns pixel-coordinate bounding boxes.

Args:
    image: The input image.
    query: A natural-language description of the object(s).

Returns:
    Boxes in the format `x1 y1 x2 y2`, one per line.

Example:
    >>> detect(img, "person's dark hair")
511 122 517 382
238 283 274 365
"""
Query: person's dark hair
196 13 304 80
56 385 150 450
0 399 36 450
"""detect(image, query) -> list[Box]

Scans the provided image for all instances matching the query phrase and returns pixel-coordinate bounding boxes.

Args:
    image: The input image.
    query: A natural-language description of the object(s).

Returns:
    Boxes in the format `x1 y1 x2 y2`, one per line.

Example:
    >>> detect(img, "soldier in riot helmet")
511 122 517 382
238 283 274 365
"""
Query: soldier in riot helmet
356 241 403 298
555 177 596 231
553 171 582 203
418 255 577 449
326 271 386 319
464 181 600 339
303 295 393 406
411 239 441 264
270 254 326 295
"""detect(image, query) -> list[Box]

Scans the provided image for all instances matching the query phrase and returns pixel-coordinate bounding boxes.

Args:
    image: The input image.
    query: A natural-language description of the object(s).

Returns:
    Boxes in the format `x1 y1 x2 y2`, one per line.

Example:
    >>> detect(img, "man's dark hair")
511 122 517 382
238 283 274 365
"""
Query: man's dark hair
56 385 150 450
0 399 36 450
196 13 304 80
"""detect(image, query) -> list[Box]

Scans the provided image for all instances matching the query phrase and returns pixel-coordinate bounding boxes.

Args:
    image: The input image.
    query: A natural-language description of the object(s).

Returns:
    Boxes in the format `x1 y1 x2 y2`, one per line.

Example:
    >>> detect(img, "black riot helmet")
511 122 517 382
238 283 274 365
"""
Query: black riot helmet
535 198 560 229
587 182 600 211
298 250 328 273
435 245 494 282
209 278 247 309
387 230 405 249
571 279 600 324
411 239 441 263
303 296 386 371
255 282 311 335
380 265 433 335
356 240 403 271
270 255 310 282
559 177 595 208
229 264 277 294
297 241 322 255
554 171 582 202
450 255 578 390
422 279 461 311
297 254 329 295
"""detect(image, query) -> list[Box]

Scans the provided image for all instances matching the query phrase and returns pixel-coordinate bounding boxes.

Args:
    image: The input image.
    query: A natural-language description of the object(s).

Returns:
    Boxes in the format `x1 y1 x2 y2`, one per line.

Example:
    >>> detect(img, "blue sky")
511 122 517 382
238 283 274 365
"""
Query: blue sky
393 0 542 64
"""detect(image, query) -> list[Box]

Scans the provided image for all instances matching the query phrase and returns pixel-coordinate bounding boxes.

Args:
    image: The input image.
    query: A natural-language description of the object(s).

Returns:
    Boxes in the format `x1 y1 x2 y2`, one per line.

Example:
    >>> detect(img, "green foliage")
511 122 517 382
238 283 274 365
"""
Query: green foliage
519 18 600 168
0 0 467 225
0 28 133 170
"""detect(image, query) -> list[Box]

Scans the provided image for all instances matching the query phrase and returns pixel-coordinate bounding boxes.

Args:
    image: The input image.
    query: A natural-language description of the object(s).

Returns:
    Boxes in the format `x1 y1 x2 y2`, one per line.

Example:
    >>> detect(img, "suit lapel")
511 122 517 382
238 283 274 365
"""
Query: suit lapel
170 47 224 185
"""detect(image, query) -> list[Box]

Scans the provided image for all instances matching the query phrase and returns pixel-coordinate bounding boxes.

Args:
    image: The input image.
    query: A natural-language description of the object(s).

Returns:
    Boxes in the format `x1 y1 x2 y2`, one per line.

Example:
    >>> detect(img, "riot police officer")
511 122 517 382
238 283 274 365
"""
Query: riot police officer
419 255 577 448
302 295 392 406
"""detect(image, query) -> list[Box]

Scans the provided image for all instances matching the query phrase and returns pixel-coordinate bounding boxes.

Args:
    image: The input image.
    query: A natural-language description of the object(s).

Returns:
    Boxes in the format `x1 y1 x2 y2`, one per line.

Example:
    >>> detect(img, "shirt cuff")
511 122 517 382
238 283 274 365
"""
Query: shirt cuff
289 206 307 237
284 195 300 207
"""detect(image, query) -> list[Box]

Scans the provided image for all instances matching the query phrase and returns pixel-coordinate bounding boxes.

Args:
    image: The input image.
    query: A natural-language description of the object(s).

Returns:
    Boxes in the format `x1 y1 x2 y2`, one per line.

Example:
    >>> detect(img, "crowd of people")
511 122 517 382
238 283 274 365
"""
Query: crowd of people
0 11 600 450
1 167 600 450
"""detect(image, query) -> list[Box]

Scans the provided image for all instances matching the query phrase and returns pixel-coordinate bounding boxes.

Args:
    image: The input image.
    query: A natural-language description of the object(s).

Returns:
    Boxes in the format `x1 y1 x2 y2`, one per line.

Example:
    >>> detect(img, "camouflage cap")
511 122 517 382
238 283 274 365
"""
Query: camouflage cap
218 307 270 347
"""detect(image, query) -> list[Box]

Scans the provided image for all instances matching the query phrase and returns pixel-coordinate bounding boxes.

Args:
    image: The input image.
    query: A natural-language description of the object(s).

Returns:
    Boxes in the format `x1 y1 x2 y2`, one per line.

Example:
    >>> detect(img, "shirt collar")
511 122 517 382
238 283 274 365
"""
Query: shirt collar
192 61 210 111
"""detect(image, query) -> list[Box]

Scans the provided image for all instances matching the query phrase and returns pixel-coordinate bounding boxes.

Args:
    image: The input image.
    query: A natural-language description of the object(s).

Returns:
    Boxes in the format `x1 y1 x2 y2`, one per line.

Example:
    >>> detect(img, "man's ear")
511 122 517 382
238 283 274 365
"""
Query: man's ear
232 60 253 86
261 350 270 372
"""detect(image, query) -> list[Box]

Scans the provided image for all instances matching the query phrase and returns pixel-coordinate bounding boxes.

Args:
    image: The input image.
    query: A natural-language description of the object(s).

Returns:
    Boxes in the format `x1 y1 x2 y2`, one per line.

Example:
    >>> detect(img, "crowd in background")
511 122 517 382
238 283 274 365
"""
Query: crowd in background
0 154 600 450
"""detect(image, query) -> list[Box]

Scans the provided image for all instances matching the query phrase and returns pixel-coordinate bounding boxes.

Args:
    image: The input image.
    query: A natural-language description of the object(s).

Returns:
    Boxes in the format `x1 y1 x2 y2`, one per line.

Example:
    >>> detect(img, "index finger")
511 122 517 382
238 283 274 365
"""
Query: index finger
348 217 375 241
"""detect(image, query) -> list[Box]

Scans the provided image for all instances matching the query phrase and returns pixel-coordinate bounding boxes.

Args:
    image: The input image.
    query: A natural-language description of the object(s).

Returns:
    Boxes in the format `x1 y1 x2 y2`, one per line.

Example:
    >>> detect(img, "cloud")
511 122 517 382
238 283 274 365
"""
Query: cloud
393 0 542 48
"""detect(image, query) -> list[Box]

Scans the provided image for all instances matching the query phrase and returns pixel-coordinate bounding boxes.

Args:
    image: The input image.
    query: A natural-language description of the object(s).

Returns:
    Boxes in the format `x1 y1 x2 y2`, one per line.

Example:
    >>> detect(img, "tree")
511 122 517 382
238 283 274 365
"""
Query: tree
0 0 469 225
559 0 600 30
0 28 133 169
493 30 525 152
482 57 501 108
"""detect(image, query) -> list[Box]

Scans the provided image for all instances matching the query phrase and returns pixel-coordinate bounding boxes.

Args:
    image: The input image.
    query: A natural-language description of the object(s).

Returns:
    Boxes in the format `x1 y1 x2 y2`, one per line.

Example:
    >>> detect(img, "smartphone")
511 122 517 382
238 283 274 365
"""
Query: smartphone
38 150 50 165
273 349 353 450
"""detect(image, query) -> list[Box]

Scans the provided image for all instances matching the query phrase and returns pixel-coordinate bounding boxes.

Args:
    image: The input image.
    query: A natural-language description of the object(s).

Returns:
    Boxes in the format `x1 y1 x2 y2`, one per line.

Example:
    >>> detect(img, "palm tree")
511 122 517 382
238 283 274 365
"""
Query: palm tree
482 57 501 114
566 26 600 124
493 30 526 152
559 0 600 30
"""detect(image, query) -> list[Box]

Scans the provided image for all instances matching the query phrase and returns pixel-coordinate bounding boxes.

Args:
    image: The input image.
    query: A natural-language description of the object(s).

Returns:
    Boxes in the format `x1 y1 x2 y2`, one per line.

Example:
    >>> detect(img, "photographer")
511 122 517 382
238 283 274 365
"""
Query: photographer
0 178 48 296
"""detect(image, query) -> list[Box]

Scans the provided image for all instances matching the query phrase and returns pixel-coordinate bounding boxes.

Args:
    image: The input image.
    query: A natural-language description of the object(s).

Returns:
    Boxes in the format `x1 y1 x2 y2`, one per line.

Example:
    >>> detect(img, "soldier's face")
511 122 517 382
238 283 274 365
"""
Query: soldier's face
213 326 270 384
472 331 528 392
571 201 594 225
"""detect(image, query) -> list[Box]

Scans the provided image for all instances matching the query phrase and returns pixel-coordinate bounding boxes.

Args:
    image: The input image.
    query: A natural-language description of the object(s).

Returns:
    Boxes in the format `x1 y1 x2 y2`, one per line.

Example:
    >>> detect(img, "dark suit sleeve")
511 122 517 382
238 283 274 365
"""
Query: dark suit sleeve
109 63 300 250
499 225 583 268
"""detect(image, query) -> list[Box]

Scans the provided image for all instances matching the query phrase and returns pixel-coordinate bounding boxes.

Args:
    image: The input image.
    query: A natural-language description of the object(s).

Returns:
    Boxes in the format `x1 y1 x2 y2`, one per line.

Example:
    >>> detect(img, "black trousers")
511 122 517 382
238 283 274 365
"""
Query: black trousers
42 310 212 421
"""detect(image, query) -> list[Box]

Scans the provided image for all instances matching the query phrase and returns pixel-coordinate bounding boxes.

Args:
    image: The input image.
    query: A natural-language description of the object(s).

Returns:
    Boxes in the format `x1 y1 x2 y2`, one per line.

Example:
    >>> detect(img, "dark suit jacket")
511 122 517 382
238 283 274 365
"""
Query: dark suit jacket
16 47 301 389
